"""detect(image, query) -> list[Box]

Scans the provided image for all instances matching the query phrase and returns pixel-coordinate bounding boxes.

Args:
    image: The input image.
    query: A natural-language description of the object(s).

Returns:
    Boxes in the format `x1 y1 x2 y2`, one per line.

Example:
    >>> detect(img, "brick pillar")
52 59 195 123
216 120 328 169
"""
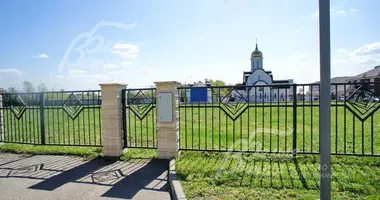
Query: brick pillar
155 81 181 159
0 88 4 142
100 83 127 157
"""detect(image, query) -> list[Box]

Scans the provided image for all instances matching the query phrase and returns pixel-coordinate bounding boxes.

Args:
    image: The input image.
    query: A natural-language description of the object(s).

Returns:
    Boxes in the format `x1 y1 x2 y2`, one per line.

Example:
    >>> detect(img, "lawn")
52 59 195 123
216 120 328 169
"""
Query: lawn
0 143 102 159
178 103 380 155
105 102 380 155
1 107 102 146
1 101 379 199
2 102 380 156
176 151 380 199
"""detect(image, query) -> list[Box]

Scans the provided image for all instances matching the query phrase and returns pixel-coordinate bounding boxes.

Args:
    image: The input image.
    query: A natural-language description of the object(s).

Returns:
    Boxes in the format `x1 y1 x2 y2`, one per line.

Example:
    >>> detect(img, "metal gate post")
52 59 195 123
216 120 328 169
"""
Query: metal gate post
40 92 46 145
0 88 5 142
292 84 297 158
121 90 127 148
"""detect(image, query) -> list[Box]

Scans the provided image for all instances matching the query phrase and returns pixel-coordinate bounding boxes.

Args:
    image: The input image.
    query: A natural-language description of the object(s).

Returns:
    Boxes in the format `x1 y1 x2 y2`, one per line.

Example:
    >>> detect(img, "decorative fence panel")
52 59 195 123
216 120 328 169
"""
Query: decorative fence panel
0 90 102 146
178 82 380 156
1 93 41 144
122 88 157 149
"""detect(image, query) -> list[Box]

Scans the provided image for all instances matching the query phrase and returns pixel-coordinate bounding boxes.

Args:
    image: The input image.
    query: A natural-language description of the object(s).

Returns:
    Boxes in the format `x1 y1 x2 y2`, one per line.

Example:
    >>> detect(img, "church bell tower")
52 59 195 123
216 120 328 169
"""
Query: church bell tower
250 41 263 71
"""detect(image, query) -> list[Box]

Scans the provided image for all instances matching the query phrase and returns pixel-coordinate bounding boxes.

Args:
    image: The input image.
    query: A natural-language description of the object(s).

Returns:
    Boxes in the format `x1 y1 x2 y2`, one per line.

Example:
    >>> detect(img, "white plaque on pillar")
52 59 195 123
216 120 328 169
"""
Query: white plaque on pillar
158 92 173 122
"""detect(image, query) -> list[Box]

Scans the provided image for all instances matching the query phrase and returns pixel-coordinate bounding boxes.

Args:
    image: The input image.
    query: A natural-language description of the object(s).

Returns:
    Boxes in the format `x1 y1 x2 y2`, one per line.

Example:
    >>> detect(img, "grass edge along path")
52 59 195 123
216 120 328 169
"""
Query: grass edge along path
0 143 159 161
1 143 379 199
0 143 102 159
176 151 380 200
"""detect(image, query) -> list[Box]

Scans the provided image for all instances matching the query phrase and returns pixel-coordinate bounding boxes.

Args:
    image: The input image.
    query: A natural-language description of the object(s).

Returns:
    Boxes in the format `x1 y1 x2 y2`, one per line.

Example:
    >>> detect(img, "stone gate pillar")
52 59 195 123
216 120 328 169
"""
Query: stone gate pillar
155 81 181 159
100 83 127 158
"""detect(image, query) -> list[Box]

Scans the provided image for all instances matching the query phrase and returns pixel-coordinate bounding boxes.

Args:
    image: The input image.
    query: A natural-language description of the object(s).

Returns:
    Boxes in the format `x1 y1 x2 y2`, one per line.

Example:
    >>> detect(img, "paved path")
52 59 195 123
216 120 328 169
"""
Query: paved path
0 153 171 200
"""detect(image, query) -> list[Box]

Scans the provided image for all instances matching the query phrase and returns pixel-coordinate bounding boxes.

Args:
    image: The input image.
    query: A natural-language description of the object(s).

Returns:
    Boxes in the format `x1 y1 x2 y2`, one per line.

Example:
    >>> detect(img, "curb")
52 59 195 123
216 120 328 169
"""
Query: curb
168 159 186 200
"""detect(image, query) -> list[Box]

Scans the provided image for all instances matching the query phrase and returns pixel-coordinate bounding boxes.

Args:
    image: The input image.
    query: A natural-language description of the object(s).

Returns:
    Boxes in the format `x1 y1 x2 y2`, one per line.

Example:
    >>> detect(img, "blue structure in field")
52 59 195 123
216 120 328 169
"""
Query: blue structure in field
190 87 208 102
188 81 212 103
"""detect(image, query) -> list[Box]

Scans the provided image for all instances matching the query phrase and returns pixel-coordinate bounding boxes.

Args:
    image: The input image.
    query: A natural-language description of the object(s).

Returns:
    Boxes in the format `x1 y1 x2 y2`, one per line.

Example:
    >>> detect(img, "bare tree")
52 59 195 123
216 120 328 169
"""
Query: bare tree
22 81 34 92
37 83 48 92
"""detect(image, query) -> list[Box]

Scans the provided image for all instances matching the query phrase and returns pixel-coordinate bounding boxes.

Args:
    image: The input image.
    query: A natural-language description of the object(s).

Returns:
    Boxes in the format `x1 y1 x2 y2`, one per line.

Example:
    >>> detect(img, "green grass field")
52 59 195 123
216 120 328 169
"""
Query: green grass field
178 104 380 155
1 102 379 199
176 151 380 199
1 107 102 146
2 103 380 155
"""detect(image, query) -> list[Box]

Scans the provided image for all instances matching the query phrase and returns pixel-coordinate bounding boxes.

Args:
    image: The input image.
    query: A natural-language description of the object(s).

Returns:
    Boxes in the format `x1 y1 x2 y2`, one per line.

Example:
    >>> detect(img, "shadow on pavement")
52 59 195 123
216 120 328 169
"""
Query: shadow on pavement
29 158 113 191
1 153 170 199
102 159 169 199
0 154 32 167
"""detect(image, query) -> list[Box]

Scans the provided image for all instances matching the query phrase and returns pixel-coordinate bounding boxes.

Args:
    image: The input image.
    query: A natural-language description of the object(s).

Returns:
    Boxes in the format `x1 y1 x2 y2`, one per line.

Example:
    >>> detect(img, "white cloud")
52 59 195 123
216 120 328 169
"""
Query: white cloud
336 10 346 15
0 68 25 89
54 73 110 90
349 8 358 12
58 21 136 73
329 42 380 78
331 57 380 77
359 59 379 66
121 61 133 65
0 68 25 76
337 48 347 53
295 29 301 32
111 43 139 59
349 42 380 57
34 54 49 58
136 67 156 74
290 52 306 61
68 69 87 74
51 42 140 90
104 64 119 69
280 61 320 83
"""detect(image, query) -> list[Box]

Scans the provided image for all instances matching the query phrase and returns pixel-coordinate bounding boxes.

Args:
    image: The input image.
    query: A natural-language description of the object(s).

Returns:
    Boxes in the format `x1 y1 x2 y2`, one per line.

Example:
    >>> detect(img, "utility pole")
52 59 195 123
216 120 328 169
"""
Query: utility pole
319 0 331 199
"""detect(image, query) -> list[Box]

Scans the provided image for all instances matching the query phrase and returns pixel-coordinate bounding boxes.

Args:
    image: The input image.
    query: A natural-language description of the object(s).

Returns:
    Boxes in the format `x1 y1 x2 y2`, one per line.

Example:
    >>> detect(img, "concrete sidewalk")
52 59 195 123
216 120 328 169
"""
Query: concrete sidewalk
0 153 171 200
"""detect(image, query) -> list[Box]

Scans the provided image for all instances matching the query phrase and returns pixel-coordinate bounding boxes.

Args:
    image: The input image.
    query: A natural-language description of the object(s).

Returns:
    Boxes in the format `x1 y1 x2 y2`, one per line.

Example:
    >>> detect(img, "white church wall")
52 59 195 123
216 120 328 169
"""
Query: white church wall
246 70 272 86
230 87 296 103
207 88 212 103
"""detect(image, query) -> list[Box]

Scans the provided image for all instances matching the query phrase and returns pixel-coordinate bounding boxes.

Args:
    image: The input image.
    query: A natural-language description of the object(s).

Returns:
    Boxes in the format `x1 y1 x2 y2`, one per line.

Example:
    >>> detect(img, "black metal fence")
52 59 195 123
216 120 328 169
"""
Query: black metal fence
2 82 379 156
0 90 102 146
122 88 156 149
178 82 380 156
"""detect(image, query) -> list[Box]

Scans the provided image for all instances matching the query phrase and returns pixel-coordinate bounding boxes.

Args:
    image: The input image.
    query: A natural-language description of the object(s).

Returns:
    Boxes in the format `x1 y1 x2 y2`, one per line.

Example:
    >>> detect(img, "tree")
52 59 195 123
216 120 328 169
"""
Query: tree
210 80 226 87
37 83 48 92
209 79 229 97
22 81 34 92
7 87 18 93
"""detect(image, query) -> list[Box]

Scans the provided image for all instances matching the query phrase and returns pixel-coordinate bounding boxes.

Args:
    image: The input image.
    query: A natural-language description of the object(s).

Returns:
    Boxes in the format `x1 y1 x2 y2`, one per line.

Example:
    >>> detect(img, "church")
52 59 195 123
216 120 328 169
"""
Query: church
232 43 294 102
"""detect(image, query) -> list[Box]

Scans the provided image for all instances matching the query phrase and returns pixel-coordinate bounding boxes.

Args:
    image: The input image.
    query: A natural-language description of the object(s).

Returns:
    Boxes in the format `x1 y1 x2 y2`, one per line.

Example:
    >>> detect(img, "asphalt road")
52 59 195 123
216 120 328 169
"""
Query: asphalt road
0 153 171 200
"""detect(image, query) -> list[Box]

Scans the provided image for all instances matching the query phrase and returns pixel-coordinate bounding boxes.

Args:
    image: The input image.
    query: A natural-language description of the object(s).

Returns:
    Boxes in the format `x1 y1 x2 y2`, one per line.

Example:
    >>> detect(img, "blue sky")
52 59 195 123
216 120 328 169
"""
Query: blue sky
0 0 379 90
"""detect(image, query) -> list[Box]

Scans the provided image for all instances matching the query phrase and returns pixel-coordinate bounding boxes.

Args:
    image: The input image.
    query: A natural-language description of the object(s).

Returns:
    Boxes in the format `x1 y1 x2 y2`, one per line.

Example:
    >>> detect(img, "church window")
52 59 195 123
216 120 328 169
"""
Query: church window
274 93 277 98
259 93 262 98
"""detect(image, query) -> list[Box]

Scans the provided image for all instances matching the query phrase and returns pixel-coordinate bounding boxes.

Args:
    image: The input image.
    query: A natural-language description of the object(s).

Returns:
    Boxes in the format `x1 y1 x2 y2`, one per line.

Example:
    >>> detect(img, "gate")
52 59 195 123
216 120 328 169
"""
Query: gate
122 88 157 149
